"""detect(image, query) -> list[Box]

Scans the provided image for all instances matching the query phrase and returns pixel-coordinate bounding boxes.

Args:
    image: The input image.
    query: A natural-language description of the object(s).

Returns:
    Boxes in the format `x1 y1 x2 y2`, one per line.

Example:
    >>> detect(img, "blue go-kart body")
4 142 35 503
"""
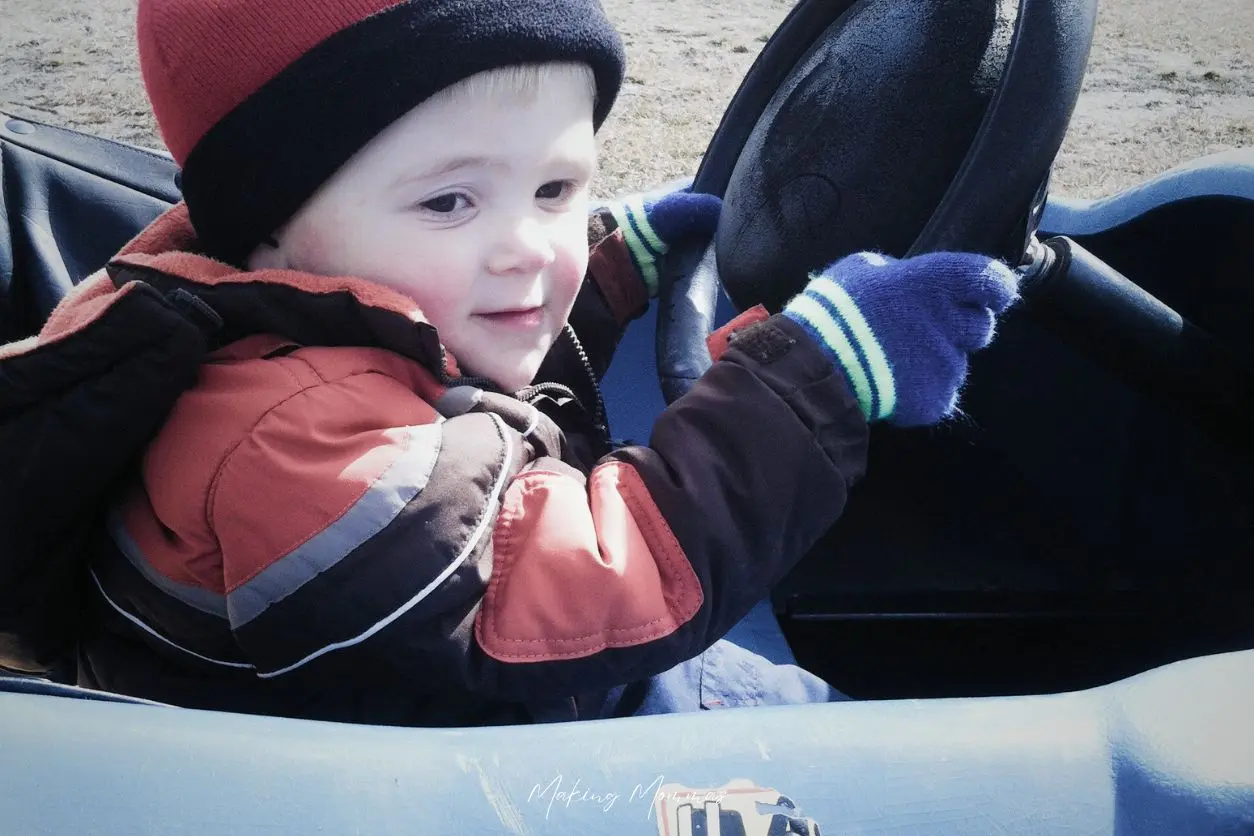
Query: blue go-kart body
2 0 1253 829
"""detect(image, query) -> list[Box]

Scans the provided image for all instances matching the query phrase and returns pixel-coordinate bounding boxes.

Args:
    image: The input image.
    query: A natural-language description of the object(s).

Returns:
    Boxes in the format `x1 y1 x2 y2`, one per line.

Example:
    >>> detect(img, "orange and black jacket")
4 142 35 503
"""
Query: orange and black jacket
0 202 868 725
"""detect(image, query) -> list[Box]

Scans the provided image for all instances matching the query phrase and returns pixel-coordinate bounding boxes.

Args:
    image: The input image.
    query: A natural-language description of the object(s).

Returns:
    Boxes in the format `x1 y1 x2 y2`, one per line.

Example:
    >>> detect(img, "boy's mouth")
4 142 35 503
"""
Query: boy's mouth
473 306 545 330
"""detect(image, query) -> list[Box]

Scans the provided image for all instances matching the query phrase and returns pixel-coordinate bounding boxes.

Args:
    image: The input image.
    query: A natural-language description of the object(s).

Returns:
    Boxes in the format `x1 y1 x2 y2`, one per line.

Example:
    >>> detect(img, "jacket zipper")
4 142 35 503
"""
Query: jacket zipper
437 327 609 443
562 324 608 435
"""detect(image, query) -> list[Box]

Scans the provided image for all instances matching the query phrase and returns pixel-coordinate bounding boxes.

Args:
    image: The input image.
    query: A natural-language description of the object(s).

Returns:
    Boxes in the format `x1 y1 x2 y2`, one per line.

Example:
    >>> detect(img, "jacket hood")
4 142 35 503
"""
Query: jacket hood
37 202 465 380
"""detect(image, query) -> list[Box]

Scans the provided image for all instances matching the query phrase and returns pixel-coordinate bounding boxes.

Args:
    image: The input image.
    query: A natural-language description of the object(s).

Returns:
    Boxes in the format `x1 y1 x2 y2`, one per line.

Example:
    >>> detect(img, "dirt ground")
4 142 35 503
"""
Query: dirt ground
1 0 1250 200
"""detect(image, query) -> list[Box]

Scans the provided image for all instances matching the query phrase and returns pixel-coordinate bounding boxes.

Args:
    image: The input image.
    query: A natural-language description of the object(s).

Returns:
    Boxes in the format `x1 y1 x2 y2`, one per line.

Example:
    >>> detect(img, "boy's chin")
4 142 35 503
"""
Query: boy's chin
462 360 542 394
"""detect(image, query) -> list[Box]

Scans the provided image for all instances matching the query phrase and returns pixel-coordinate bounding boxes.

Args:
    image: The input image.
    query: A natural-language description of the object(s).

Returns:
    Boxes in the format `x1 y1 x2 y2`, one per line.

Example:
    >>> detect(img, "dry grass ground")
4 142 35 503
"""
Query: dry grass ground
1 0 1250 199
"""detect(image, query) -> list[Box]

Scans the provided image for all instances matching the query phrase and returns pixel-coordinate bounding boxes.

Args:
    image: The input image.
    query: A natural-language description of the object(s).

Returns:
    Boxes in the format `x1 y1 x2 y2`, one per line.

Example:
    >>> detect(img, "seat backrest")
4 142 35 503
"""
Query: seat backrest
0 114 179 342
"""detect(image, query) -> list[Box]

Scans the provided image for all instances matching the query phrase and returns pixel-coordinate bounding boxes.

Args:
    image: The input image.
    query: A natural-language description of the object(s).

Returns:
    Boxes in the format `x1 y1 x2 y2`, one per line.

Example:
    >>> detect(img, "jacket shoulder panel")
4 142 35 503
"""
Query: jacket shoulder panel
128 344 442 592
206 361 443 593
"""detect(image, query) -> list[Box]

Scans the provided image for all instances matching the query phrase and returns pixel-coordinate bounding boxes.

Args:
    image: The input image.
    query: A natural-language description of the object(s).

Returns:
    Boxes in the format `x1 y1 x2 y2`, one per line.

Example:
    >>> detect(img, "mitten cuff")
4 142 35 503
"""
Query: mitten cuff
608 196 668 297
783 275 897 422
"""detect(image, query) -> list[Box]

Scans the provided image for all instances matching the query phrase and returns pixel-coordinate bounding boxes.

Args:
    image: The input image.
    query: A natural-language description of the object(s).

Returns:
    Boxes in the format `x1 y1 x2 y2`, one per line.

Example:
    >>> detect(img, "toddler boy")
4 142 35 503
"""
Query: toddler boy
0 0 1016 724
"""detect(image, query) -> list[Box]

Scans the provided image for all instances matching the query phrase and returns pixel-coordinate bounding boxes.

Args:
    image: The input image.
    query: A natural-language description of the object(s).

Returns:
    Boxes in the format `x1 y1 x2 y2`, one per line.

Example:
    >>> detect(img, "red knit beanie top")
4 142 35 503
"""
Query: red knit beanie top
136 0 626 265
139 0 408 165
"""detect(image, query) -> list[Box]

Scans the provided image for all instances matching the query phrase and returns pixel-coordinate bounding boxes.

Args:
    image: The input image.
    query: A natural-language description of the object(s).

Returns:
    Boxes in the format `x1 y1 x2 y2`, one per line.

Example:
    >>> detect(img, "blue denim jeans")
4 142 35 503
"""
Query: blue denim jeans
591 600 850 718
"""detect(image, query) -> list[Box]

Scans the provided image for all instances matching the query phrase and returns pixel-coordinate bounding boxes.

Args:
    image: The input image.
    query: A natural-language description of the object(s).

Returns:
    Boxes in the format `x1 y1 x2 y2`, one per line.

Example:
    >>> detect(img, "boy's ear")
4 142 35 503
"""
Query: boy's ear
245 235 288 270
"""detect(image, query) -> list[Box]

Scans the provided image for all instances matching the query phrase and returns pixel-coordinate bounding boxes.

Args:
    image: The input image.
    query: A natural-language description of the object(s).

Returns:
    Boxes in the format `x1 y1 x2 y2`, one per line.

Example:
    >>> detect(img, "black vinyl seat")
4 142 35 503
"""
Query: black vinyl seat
0 113 179 343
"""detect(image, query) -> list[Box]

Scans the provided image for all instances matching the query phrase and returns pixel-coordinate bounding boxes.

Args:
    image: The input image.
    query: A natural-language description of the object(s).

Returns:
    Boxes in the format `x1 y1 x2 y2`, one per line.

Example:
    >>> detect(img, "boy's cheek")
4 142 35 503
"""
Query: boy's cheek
565 214 591 276
553 247 588 317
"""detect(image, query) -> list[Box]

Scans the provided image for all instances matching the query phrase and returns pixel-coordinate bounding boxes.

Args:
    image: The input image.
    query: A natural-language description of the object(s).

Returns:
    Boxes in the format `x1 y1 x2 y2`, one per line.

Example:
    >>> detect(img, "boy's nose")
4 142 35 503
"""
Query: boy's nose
487 217 556 276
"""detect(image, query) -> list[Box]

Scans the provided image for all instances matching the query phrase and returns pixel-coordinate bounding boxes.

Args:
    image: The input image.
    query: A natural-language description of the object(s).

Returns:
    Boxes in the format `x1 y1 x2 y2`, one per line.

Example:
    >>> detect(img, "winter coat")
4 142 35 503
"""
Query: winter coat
0 201 868 725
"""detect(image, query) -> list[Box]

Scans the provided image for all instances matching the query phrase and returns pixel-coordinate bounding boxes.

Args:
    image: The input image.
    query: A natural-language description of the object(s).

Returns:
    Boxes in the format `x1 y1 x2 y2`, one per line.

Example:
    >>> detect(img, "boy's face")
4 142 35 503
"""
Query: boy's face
251 66 596 392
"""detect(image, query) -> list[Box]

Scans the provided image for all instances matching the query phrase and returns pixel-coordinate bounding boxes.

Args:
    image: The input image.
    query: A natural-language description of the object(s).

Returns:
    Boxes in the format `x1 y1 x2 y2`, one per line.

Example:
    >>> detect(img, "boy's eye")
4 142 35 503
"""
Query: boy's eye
419 193 470 214
536 180 575 201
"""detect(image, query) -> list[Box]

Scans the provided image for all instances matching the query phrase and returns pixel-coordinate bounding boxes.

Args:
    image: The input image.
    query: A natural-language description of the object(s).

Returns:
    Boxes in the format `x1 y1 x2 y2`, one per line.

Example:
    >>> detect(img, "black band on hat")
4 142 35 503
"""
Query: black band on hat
180 0 625 266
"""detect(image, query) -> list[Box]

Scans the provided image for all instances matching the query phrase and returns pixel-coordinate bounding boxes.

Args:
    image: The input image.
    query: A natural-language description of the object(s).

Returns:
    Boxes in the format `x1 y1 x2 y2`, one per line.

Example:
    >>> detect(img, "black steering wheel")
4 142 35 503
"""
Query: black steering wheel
656 0 1098 405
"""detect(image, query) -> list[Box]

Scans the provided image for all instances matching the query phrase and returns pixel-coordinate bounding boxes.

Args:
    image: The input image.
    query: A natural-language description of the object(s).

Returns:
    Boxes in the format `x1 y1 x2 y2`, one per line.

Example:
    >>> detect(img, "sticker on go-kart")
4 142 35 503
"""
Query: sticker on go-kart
652 779 820 836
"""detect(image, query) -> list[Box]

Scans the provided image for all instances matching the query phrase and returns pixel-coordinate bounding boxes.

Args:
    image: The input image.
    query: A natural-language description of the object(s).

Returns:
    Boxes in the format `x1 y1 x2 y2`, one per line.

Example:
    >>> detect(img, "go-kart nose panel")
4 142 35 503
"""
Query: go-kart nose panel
1 648 1251 834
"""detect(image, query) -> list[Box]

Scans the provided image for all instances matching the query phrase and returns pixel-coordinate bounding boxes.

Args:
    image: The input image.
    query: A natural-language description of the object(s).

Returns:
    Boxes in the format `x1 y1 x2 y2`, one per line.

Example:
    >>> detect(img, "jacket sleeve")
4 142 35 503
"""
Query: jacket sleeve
208 315 869 701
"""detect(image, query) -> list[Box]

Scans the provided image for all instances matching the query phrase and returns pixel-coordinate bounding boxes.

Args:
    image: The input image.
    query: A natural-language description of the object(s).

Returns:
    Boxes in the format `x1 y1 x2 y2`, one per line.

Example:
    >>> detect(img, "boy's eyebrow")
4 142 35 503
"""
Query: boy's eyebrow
392 150 595 190
392 155 509 188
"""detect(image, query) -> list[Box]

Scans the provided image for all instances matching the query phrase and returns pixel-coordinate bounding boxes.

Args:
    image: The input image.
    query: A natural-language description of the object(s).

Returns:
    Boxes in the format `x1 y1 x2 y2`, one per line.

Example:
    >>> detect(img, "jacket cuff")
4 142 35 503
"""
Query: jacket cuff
587 228 649 327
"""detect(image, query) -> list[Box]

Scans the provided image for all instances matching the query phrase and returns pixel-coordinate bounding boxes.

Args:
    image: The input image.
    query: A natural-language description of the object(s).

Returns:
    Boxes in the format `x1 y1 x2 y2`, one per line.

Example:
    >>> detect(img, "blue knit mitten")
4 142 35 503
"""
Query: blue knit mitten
783 251 1019 427
608 188 722 297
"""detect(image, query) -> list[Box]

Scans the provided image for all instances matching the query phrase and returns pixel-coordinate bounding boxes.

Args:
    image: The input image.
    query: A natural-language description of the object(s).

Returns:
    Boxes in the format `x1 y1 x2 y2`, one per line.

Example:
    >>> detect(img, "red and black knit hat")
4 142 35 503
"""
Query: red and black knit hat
137 0 626 266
